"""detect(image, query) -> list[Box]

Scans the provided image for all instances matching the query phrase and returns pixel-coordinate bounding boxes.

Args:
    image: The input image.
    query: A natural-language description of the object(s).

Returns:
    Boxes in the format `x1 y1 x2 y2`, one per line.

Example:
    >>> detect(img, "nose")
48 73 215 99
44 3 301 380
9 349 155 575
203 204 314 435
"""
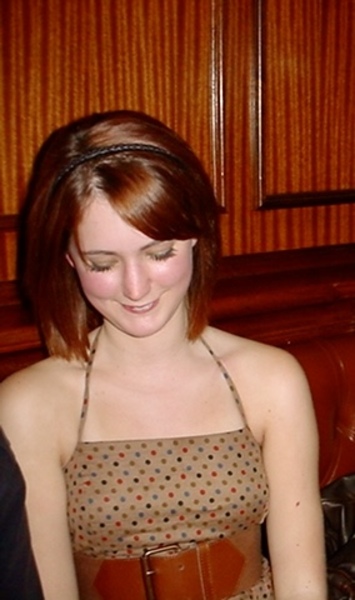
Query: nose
121 259 151 301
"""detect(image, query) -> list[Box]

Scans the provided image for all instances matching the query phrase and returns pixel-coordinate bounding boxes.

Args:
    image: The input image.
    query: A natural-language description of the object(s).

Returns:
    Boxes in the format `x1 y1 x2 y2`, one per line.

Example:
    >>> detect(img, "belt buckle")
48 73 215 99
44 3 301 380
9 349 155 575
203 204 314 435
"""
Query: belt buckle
141 544 182 600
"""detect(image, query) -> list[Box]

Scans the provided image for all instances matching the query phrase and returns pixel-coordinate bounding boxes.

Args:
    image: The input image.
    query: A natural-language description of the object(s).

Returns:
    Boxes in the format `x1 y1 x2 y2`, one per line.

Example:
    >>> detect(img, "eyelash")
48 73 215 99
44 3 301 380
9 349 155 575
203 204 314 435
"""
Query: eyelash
88 264 113 273
87 247 176 272
149 247 176 261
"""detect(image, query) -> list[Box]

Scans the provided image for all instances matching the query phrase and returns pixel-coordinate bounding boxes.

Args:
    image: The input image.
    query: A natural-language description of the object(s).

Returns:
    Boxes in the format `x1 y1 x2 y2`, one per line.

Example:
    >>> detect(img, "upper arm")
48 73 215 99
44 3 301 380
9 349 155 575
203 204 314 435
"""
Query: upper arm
0 373 79 600
261 351 327 599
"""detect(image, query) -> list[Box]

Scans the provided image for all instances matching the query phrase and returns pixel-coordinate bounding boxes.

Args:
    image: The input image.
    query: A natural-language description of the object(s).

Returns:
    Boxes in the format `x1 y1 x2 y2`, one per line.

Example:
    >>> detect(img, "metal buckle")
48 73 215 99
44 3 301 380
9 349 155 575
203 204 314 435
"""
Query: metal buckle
141 544 182 600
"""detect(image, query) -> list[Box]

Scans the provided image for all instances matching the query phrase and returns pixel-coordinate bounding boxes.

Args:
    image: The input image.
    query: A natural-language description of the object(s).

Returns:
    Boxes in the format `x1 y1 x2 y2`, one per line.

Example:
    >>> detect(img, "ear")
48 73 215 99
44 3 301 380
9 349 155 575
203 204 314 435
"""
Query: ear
191 238 198 248
65 252 75 268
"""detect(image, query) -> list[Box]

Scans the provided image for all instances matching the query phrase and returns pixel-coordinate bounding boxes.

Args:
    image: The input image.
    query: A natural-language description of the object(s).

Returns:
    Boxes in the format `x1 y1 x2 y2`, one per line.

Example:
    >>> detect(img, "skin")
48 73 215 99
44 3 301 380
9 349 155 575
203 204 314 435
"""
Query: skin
0 196 327 599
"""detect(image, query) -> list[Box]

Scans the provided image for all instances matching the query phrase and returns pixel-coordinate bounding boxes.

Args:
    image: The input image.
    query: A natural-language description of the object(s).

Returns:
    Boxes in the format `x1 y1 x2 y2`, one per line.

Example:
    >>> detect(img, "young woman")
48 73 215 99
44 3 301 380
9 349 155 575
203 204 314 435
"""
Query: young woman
0 110 326 599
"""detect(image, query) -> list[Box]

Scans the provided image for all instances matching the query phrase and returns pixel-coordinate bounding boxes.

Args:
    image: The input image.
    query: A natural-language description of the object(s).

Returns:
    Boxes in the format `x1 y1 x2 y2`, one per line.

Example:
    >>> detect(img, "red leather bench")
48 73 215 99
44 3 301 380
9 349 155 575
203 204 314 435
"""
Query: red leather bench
285 335 355 487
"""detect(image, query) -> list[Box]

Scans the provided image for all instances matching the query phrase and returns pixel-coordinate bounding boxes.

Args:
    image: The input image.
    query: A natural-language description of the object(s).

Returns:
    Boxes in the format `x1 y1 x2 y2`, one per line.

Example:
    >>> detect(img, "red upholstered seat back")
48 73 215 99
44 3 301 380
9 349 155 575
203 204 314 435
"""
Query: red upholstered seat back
286 335 355 487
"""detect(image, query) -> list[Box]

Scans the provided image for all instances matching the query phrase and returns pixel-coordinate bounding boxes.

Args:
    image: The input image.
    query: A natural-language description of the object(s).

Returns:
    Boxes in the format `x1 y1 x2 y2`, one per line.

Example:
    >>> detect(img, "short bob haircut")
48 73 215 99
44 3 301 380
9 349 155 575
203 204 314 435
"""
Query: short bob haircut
22 110 220 361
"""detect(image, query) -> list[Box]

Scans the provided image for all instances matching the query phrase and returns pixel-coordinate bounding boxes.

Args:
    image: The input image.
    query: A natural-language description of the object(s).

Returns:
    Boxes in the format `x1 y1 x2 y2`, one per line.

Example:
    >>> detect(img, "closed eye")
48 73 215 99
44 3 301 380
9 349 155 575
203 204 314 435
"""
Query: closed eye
86 262 115 272
149 247 177 261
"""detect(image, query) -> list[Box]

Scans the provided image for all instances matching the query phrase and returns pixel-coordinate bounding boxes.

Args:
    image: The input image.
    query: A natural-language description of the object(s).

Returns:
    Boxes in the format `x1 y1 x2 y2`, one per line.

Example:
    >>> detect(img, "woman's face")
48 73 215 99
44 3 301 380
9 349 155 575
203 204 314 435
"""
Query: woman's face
67 196 196 339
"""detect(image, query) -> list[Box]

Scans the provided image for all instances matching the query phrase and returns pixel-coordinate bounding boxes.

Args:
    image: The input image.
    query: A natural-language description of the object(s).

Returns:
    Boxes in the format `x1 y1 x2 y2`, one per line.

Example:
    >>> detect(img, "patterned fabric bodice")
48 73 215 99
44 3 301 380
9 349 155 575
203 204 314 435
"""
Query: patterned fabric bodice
65 429 268 559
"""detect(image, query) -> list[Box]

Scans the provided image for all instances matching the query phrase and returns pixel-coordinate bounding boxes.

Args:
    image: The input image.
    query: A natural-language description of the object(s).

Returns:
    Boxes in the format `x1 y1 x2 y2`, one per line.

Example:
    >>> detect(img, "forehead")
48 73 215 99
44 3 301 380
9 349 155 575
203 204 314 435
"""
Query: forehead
75 196 155 251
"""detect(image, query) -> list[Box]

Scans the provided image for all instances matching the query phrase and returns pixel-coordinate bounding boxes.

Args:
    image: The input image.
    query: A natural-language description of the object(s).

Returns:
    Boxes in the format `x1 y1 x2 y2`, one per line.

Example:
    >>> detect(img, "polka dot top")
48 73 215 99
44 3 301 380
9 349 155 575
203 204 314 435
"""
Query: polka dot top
64 334 269 562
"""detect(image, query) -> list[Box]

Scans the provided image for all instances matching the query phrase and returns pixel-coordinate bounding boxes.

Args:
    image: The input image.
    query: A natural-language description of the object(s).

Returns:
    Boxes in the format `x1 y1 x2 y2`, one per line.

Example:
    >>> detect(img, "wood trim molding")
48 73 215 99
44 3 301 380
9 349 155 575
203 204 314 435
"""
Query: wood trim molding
258 189 355 210
211 243 355 345
0 214 18 231
1 242 355 362
210 0 226 209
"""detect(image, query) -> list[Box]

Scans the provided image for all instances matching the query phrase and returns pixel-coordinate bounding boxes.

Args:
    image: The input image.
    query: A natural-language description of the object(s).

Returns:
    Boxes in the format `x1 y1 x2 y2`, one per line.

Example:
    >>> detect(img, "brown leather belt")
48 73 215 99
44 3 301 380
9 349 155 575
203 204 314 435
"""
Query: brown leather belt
74 528 262 600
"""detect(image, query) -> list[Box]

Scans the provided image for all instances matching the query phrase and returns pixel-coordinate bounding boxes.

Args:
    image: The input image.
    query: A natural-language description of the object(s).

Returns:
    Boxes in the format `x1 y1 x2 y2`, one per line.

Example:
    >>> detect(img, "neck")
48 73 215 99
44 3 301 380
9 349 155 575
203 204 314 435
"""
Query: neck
96 316 196 370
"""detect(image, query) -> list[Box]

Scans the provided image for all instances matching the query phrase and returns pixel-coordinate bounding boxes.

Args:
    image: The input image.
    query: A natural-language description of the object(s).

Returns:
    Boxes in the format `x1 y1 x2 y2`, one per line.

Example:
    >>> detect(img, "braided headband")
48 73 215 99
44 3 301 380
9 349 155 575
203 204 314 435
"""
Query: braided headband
52 143 185 194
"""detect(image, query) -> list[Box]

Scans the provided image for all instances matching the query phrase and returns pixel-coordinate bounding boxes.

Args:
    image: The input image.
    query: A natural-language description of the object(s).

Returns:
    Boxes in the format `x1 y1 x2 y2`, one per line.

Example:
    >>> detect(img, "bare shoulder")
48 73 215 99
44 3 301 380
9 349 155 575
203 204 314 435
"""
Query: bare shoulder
0 356 84 464
204 326 313 438
205 325 305 380
0 355 83 409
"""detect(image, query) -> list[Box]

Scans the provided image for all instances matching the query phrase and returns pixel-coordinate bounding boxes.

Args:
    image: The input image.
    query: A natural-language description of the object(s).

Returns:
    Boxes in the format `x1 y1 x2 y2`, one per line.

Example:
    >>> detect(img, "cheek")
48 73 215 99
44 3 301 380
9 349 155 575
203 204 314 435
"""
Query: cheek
158 252 194 289
76 271 118 299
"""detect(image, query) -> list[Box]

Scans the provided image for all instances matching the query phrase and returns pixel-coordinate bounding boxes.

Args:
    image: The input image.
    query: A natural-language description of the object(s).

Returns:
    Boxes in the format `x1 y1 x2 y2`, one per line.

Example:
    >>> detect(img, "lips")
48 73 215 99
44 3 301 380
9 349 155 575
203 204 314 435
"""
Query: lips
121 299 159 314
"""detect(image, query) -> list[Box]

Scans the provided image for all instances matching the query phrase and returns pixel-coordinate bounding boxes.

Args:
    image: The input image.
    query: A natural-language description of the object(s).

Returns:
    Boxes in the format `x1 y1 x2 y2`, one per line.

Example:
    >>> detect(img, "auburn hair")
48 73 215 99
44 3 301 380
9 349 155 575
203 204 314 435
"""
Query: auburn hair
22 110 220 360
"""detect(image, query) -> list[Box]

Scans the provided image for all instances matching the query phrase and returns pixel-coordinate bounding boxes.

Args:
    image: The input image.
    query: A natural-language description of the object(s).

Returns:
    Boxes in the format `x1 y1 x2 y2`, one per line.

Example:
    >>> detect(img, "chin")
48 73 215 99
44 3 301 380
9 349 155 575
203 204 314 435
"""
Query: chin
108 308 184 339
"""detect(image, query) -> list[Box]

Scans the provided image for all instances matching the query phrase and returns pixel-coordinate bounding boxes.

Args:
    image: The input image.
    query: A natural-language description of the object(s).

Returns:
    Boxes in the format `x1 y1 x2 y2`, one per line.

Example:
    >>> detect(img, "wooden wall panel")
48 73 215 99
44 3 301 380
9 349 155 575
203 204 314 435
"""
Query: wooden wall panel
0 0 217 280
1 0 355 280
0 0 214 207
259 0 355 205
220 0 355 254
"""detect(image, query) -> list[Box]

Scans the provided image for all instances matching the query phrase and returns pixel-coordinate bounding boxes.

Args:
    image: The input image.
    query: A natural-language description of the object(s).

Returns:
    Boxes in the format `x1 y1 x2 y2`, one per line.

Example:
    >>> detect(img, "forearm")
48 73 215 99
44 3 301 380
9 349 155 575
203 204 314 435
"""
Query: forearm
273 575 328 600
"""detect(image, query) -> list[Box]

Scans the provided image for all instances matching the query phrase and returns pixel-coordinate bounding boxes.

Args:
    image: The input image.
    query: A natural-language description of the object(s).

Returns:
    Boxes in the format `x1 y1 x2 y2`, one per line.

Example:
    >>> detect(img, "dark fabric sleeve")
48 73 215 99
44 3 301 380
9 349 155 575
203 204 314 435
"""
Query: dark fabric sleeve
321 474 355 600
0 428 44 599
